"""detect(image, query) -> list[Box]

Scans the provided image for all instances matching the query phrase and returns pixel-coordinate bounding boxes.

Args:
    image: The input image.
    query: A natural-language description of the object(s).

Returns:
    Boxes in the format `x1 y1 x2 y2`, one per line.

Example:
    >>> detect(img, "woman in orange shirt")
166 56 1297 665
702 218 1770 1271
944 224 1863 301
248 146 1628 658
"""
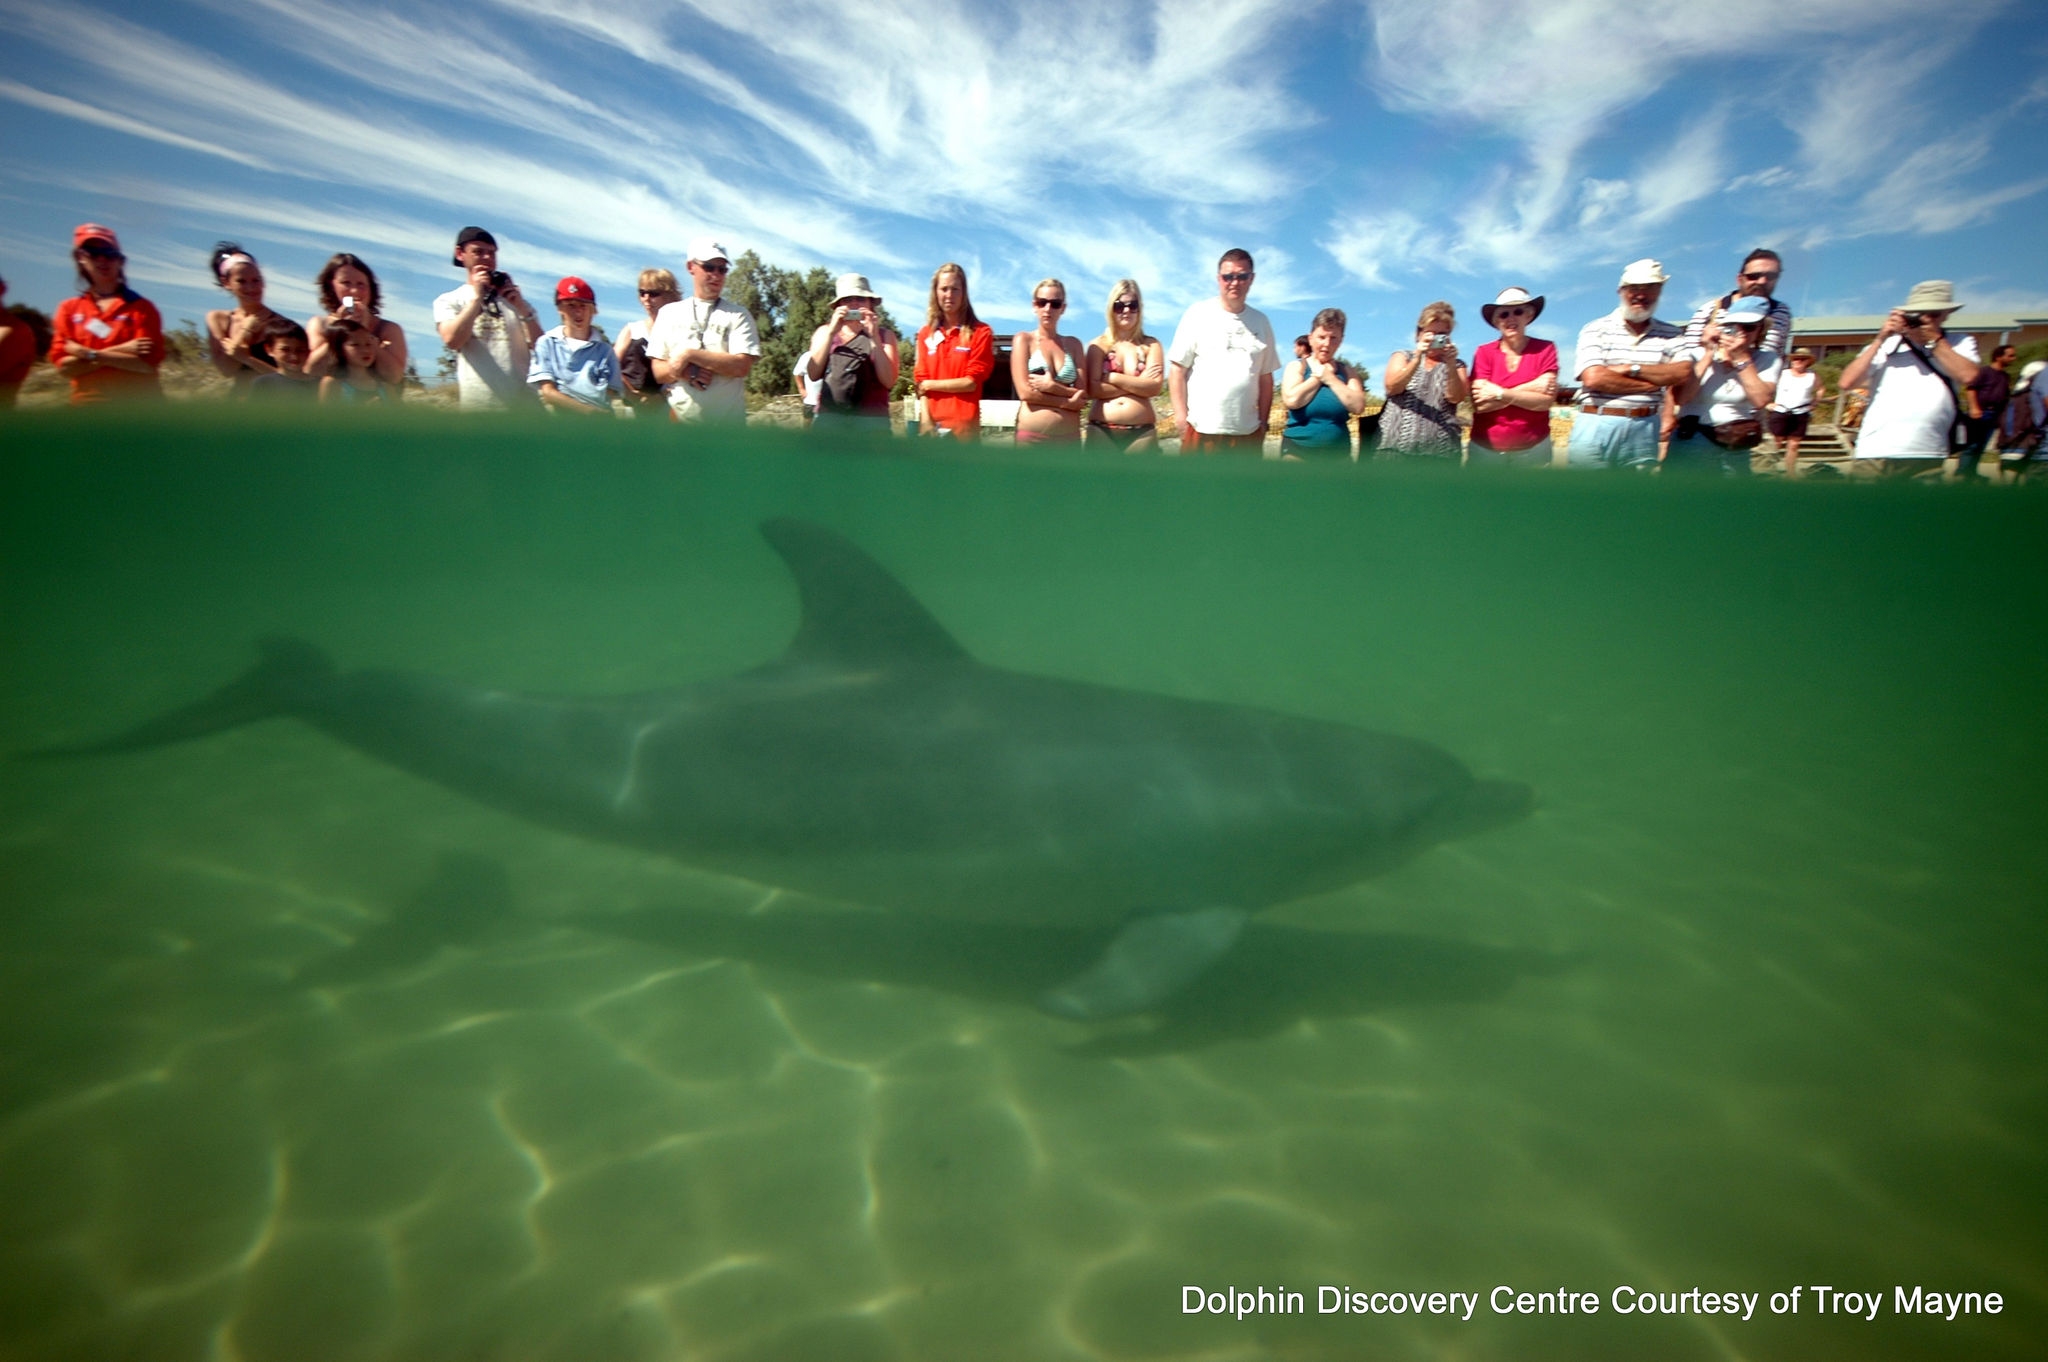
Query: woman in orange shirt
911 262 994 441
49 223 163 404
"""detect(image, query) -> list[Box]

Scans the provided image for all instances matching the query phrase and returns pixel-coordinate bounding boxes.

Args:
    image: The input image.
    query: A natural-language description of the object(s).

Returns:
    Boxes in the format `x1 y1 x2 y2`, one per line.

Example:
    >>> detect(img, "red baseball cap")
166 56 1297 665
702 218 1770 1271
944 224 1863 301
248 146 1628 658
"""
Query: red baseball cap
555 276 595 305
73 223 122 252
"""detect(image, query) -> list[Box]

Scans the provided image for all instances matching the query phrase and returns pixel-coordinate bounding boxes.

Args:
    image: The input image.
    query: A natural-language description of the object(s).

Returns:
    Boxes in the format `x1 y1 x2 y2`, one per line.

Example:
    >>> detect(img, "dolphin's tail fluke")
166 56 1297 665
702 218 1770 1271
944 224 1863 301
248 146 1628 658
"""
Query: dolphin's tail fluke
21 637 336 758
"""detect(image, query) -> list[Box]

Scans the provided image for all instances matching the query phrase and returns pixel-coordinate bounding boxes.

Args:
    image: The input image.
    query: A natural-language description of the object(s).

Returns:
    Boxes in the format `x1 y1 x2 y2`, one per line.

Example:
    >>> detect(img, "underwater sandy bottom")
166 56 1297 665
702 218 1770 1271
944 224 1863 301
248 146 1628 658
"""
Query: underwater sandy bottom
1 447 2042 1362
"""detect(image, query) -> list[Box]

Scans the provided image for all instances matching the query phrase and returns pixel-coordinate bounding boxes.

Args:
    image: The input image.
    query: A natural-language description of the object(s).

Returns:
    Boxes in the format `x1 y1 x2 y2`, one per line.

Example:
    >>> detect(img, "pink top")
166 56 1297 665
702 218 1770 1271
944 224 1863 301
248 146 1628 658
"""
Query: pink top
1470 337 1558 451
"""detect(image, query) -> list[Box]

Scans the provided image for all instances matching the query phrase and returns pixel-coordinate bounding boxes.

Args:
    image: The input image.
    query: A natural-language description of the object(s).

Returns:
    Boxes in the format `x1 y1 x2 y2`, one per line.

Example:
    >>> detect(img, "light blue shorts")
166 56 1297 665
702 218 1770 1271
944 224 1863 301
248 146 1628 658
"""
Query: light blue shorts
1566 411 1660 468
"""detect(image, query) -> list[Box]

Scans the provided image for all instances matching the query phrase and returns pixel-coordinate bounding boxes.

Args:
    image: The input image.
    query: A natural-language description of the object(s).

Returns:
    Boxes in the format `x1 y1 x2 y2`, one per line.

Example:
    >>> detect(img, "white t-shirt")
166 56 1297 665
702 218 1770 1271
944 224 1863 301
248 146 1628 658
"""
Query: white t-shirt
1774 368 1817 413
646 295 761 423
1167 298 1280 436
1680 351 1781 426
433 283 533 409
1854 333 1980 459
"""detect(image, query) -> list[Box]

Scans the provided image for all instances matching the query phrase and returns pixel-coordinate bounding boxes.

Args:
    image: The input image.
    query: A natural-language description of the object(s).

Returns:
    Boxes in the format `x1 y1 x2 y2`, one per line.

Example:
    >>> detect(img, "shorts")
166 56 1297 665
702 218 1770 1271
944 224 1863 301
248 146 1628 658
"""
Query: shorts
1565 411 1659 468
1180 428 1265 454
1848 457 1946 479
1766 410 1810 439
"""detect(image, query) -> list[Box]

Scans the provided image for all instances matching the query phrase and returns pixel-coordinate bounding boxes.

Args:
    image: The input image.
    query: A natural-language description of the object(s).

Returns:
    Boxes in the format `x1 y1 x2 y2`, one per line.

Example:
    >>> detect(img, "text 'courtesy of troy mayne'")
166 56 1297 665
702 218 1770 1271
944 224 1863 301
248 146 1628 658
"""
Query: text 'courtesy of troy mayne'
1182 1285 2007 1323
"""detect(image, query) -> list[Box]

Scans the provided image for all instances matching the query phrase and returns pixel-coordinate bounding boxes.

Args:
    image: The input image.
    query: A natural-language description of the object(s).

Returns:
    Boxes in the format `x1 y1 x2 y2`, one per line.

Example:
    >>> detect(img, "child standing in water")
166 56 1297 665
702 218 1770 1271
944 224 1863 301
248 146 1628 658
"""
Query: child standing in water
319 320 383 403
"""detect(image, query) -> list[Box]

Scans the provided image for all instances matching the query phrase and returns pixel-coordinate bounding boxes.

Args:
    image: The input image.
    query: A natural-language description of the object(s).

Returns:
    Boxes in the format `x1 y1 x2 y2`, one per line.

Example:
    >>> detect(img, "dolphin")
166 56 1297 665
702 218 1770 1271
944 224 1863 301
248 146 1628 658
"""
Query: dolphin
26 518 1534 1020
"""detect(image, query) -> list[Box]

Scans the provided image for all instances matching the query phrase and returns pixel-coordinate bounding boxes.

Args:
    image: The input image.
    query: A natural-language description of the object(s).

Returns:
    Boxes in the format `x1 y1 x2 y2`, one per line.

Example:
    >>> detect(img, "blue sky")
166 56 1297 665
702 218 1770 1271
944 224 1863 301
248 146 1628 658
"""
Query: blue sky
3 0 2044 381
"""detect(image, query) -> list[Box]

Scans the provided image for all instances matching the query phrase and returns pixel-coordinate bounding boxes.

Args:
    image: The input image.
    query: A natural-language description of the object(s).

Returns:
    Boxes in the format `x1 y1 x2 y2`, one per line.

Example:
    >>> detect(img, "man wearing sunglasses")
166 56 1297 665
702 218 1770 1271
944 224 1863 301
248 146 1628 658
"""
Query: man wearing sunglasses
1168 248 1280 453
1681 249 1793 358
648 236 760 424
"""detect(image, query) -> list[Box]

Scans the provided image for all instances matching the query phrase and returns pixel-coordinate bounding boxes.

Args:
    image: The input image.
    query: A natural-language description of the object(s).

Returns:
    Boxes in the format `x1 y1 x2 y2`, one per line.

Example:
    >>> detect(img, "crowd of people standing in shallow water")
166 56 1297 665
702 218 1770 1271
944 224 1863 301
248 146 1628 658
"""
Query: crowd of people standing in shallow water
8 220 2045 481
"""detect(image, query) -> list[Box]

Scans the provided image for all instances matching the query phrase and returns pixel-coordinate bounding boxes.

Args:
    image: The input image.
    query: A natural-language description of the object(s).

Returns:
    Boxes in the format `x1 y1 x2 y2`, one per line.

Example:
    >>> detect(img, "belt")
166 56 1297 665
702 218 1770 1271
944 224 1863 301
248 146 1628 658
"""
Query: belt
1579 403 1657 419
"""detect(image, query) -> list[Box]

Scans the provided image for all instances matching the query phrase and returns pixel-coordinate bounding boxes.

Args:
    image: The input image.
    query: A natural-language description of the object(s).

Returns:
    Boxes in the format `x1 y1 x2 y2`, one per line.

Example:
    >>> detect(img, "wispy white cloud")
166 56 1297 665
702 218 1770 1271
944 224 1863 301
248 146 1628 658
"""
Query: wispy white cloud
1339 0 2025 290
0 78 270 169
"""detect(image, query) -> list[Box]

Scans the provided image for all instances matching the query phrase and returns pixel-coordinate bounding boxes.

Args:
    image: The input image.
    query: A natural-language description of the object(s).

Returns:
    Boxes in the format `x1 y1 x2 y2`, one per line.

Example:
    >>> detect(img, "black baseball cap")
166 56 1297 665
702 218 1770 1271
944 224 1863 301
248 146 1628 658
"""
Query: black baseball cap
452 226 497 265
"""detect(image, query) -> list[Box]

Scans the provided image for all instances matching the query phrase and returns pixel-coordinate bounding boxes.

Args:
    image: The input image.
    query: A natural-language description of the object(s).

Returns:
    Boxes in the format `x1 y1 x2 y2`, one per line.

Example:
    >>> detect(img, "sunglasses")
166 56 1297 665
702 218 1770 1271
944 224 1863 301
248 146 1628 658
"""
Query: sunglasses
695 261 730 274
1495 306 1532 318
1219 272 1252 284
1033 297 1065 309
1113 300 1139 313
638 288 673 297
80 248 125 261
1742 271 1779 282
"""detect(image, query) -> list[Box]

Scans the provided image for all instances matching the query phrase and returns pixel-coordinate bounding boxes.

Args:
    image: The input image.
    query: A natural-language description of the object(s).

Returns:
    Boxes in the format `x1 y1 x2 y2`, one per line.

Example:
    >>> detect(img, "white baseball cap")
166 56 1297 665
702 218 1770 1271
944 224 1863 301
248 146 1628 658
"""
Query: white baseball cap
687 236 731 265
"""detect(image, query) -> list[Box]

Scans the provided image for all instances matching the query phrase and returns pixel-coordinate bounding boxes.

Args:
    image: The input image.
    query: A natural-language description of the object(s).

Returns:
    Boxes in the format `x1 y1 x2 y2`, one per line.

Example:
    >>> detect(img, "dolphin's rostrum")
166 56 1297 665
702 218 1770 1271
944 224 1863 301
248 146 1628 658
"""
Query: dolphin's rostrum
30 519 1534 1019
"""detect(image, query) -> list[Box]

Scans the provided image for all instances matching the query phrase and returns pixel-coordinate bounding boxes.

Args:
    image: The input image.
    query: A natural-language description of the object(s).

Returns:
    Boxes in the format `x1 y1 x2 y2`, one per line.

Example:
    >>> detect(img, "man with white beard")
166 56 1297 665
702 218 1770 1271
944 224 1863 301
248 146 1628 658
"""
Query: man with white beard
1567 259 1693 468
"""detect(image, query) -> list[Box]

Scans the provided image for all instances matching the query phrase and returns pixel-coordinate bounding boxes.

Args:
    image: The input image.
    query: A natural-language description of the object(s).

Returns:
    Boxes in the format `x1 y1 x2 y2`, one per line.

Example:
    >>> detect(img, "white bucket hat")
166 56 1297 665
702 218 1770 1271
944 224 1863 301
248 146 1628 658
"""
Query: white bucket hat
1898 280 1960 313
833 272 879 305
1481 286 1545 327
1618 259 1670 286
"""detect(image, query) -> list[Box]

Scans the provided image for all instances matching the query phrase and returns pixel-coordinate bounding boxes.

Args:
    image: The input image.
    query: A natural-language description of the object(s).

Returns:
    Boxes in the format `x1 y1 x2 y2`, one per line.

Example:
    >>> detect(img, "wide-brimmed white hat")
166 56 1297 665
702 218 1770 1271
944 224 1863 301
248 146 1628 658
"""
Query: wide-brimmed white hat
1898 280 1960 313
1618 258 1670 286
833 272 878 305
1481 286 1545 327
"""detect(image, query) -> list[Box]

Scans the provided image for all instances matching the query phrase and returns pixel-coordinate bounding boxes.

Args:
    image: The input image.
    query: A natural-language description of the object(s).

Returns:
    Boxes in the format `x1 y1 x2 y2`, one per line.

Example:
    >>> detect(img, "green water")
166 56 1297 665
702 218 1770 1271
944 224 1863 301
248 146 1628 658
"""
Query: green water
1 408 2042 1361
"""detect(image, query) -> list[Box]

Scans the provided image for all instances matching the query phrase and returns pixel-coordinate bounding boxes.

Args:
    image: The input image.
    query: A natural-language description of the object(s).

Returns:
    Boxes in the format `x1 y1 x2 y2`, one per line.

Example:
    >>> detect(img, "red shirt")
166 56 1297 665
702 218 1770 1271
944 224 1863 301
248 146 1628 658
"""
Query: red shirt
1469 337 1558 452
50 290 165 404
0 317 36 400
913 322 994 434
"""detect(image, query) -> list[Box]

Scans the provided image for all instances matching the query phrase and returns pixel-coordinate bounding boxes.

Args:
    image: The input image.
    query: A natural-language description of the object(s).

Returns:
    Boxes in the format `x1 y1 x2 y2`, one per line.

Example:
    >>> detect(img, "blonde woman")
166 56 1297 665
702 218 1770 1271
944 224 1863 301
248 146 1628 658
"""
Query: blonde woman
1010 277 1087 443
912 263 995 440
616 267 679 409
1085 278 1165 451
1380 300 1468 459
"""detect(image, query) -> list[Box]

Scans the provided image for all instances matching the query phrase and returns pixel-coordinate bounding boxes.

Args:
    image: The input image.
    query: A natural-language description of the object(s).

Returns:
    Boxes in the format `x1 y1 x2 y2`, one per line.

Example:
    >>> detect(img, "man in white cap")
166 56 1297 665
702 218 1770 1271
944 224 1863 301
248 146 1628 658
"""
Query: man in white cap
648 237 760 423
1567 259 1693 468
804 272 900 429
1837 280 1981 475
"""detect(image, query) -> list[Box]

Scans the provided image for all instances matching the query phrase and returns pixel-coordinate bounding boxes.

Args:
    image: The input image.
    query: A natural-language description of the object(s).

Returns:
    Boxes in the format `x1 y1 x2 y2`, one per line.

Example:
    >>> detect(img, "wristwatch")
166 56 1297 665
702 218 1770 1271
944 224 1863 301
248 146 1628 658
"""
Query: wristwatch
1628 363 1642 379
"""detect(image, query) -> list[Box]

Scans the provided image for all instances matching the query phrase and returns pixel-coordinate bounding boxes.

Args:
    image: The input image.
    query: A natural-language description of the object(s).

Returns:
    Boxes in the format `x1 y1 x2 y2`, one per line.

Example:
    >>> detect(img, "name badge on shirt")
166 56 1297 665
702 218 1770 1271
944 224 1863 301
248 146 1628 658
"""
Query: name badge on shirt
83 317 113 339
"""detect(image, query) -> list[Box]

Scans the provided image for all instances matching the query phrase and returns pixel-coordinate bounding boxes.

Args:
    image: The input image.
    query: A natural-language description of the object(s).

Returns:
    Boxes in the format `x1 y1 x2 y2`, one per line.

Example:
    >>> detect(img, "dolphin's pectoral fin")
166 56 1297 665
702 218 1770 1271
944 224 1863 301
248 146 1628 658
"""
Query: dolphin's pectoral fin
1036 907 1249 1021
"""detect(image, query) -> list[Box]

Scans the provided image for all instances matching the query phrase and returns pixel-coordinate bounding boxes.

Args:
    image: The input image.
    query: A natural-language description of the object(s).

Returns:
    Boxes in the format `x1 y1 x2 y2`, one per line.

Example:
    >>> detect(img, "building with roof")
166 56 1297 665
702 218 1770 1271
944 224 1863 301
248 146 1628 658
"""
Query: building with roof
1792 313 2048 358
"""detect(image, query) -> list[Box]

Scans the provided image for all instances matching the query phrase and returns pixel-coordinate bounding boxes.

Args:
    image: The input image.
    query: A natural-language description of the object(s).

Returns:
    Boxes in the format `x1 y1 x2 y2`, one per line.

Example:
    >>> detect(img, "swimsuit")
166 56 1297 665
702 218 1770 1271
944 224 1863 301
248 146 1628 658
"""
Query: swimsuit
1027 346 1079 384
1089 420 1156 450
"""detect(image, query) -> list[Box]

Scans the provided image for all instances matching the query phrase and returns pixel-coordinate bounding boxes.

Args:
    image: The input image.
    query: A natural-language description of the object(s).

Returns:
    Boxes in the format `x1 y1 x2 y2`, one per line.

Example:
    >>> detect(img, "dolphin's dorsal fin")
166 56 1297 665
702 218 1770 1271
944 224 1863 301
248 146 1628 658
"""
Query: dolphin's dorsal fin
760 519 972 668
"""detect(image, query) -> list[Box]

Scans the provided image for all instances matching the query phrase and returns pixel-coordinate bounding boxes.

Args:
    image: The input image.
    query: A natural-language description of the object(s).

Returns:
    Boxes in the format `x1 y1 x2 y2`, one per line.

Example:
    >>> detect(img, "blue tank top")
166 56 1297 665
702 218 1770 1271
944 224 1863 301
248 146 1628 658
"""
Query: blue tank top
1284 362 1353 447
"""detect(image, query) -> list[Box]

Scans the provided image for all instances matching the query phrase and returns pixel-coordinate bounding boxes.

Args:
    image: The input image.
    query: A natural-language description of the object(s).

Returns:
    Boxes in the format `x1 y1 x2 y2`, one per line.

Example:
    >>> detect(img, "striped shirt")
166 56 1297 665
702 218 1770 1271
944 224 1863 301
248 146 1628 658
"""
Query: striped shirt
1573 310 1684 412
1682 294 1792 358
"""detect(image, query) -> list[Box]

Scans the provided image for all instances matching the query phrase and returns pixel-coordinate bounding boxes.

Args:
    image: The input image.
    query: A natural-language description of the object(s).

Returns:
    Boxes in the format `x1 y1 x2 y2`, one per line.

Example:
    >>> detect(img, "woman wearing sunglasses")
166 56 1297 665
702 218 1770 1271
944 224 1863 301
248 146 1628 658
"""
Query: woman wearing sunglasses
50 223 163 404
1011 277 1087 444
615 268 680 410
1086 279 1165 451
1468 287 1558 464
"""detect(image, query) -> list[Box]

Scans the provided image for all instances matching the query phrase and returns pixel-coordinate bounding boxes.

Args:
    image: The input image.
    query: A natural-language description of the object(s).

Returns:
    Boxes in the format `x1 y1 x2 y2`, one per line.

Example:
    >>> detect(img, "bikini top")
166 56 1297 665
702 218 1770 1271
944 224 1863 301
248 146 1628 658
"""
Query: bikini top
1028 345 1078 385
